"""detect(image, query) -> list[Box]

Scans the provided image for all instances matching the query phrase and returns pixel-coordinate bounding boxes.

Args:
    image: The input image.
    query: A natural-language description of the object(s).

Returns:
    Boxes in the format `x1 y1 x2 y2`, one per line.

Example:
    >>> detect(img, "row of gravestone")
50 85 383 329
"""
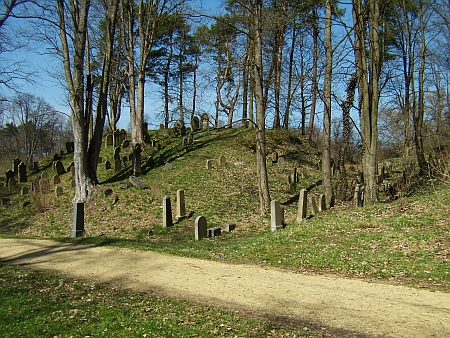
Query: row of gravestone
159 190 236 240
105 130 128 148
160 114 210 133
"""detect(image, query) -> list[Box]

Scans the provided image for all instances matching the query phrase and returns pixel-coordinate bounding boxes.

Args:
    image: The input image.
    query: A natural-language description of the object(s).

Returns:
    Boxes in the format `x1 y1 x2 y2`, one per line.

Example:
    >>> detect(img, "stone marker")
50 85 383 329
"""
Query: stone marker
206 159 213 170
208 227 221 237
18 162 27 182
223 223 236 232
218 155 226 166
105 161 111 170
21 186 29 195
40 178 51 194
162 196 173 228
8 178 16 192
55 160 65 176
5 170 14 186
191 116 199 131
122 139 130 148
289 183 296 194
318 194 326 212
309 196 319 215
41 172 49 180
32 177 40 193
354 184 364 208
278 156 285 169
55 186 64 197
271 152 278 164
114 159 122 173
129 175 148 189
71 202 84 238
271 199 284 231
53 175 61 185
132 143 142 177
297 188 308 222
164 162 173 171
195 216 207 240
158 154 164 165
201 113 209 130
176 189 186 219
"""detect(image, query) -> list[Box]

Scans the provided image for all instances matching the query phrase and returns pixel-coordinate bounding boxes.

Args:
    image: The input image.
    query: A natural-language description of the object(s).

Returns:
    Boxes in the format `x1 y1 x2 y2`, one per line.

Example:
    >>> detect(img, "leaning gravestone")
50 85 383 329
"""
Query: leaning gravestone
129 175 148 189
195 216 207 240
162 196 173 228
176 189 186 219
5 170 14 187
296 188 308 222
18 162 27 182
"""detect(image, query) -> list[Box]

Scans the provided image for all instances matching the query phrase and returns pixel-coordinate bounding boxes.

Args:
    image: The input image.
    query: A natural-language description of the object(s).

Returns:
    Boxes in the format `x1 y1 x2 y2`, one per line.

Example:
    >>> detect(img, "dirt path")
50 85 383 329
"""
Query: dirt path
1 238 449 338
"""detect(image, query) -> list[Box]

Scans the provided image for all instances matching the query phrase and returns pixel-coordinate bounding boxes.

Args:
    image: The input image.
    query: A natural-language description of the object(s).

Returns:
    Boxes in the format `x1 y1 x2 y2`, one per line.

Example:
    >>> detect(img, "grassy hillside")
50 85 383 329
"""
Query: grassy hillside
1 127 449 291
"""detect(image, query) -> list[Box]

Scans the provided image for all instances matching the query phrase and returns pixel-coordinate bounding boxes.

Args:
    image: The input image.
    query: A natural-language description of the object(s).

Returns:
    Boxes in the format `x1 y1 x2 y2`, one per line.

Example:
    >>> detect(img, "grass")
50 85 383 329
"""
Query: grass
0 127 449 334
0 263 327 337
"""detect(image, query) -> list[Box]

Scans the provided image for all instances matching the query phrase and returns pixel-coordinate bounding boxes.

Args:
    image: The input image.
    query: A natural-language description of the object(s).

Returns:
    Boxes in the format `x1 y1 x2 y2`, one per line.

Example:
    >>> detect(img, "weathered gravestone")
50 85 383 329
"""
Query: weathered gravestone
354 184 364 208
162 196 173 228
18 162 27 182
8 178 17 193
55 186 64 197
201 113 209 131
53 175 61 185
71 202 84 238
114 146 121 160
176 189 186 219
223 223 236 232
129 175 148 189
278 156 285 169
208 227 221 238
106 134 113 147
218 155 226 166
21 186 29 195
191 116 200 131
40 178 51 194
41 172 49 180
195 216 207 240
105 161 111 170
296 188 308 222
132 143 142 176
122 139 130 148
55 161 65 176
318 194 326 212
308 196 319 215
5 170 14 187
271 199 285 231
32 177 40 193
33 161 39 173
206 160 213 170
114 159 122 173
164 162 173 171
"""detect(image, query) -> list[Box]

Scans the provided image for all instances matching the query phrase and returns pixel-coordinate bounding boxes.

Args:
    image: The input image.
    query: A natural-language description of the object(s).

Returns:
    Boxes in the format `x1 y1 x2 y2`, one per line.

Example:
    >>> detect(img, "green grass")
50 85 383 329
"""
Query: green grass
0 263 326 337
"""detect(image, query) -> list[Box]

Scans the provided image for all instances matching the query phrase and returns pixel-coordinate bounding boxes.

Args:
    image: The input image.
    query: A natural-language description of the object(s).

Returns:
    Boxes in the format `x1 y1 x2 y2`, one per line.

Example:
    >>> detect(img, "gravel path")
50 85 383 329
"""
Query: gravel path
1 238 449 338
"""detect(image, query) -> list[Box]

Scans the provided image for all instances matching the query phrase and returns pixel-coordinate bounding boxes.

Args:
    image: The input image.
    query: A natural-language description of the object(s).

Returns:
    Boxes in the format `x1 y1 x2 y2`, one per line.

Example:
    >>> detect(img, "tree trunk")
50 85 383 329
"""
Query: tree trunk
323 0 333 208
253 0 271 215
308 9 319 139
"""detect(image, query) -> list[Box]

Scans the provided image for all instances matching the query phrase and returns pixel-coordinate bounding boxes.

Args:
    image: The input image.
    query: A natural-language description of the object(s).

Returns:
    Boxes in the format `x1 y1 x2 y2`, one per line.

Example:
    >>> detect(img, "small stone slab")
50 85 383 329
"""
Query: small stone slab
129 175 148 189
223 223 236 232
118 183 129 189
207 227 222 238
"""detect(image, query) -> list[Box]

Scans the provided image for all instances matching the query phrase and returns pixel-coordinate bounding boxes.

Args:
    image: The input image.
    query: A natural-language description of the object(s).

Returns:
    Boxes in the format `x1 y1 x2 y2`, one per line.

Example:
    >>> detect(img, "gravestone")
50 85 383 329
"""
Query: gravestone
129 175 148 189
55 161 65 176
122 156 128 166
5 170 14 186
271 200 284 231
105 161 111 170
21 186 29 195
122 139 130 148
271 152 278 164
208 227 221 237
114 146 121 160
55 186 64 197
40 178 51 194
223 223 236 232
18 162 27 182
106 134 113 147
71 202 84 238
278 156 285 169
33 161 39 173
32 177 41 193
191 116 200 131
13 158 20 174
195 216 207 240
218 155 226 166
162 196 173 228
146 156 154 167
71 165 75 176
8 178 16 193
180 125 187 137
128 153 133 161
296 188 308 222
164 163 173 171
289 183 296 194
41 172 49 180
201 113 209 130
318 194 326 212
114 159 122 173
206 160 213 170
71 179 76 188
176 189 186 219
309 196 319 215
132 143 142 176
354 184 364 208
53 175 61 185
66 141 74 153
